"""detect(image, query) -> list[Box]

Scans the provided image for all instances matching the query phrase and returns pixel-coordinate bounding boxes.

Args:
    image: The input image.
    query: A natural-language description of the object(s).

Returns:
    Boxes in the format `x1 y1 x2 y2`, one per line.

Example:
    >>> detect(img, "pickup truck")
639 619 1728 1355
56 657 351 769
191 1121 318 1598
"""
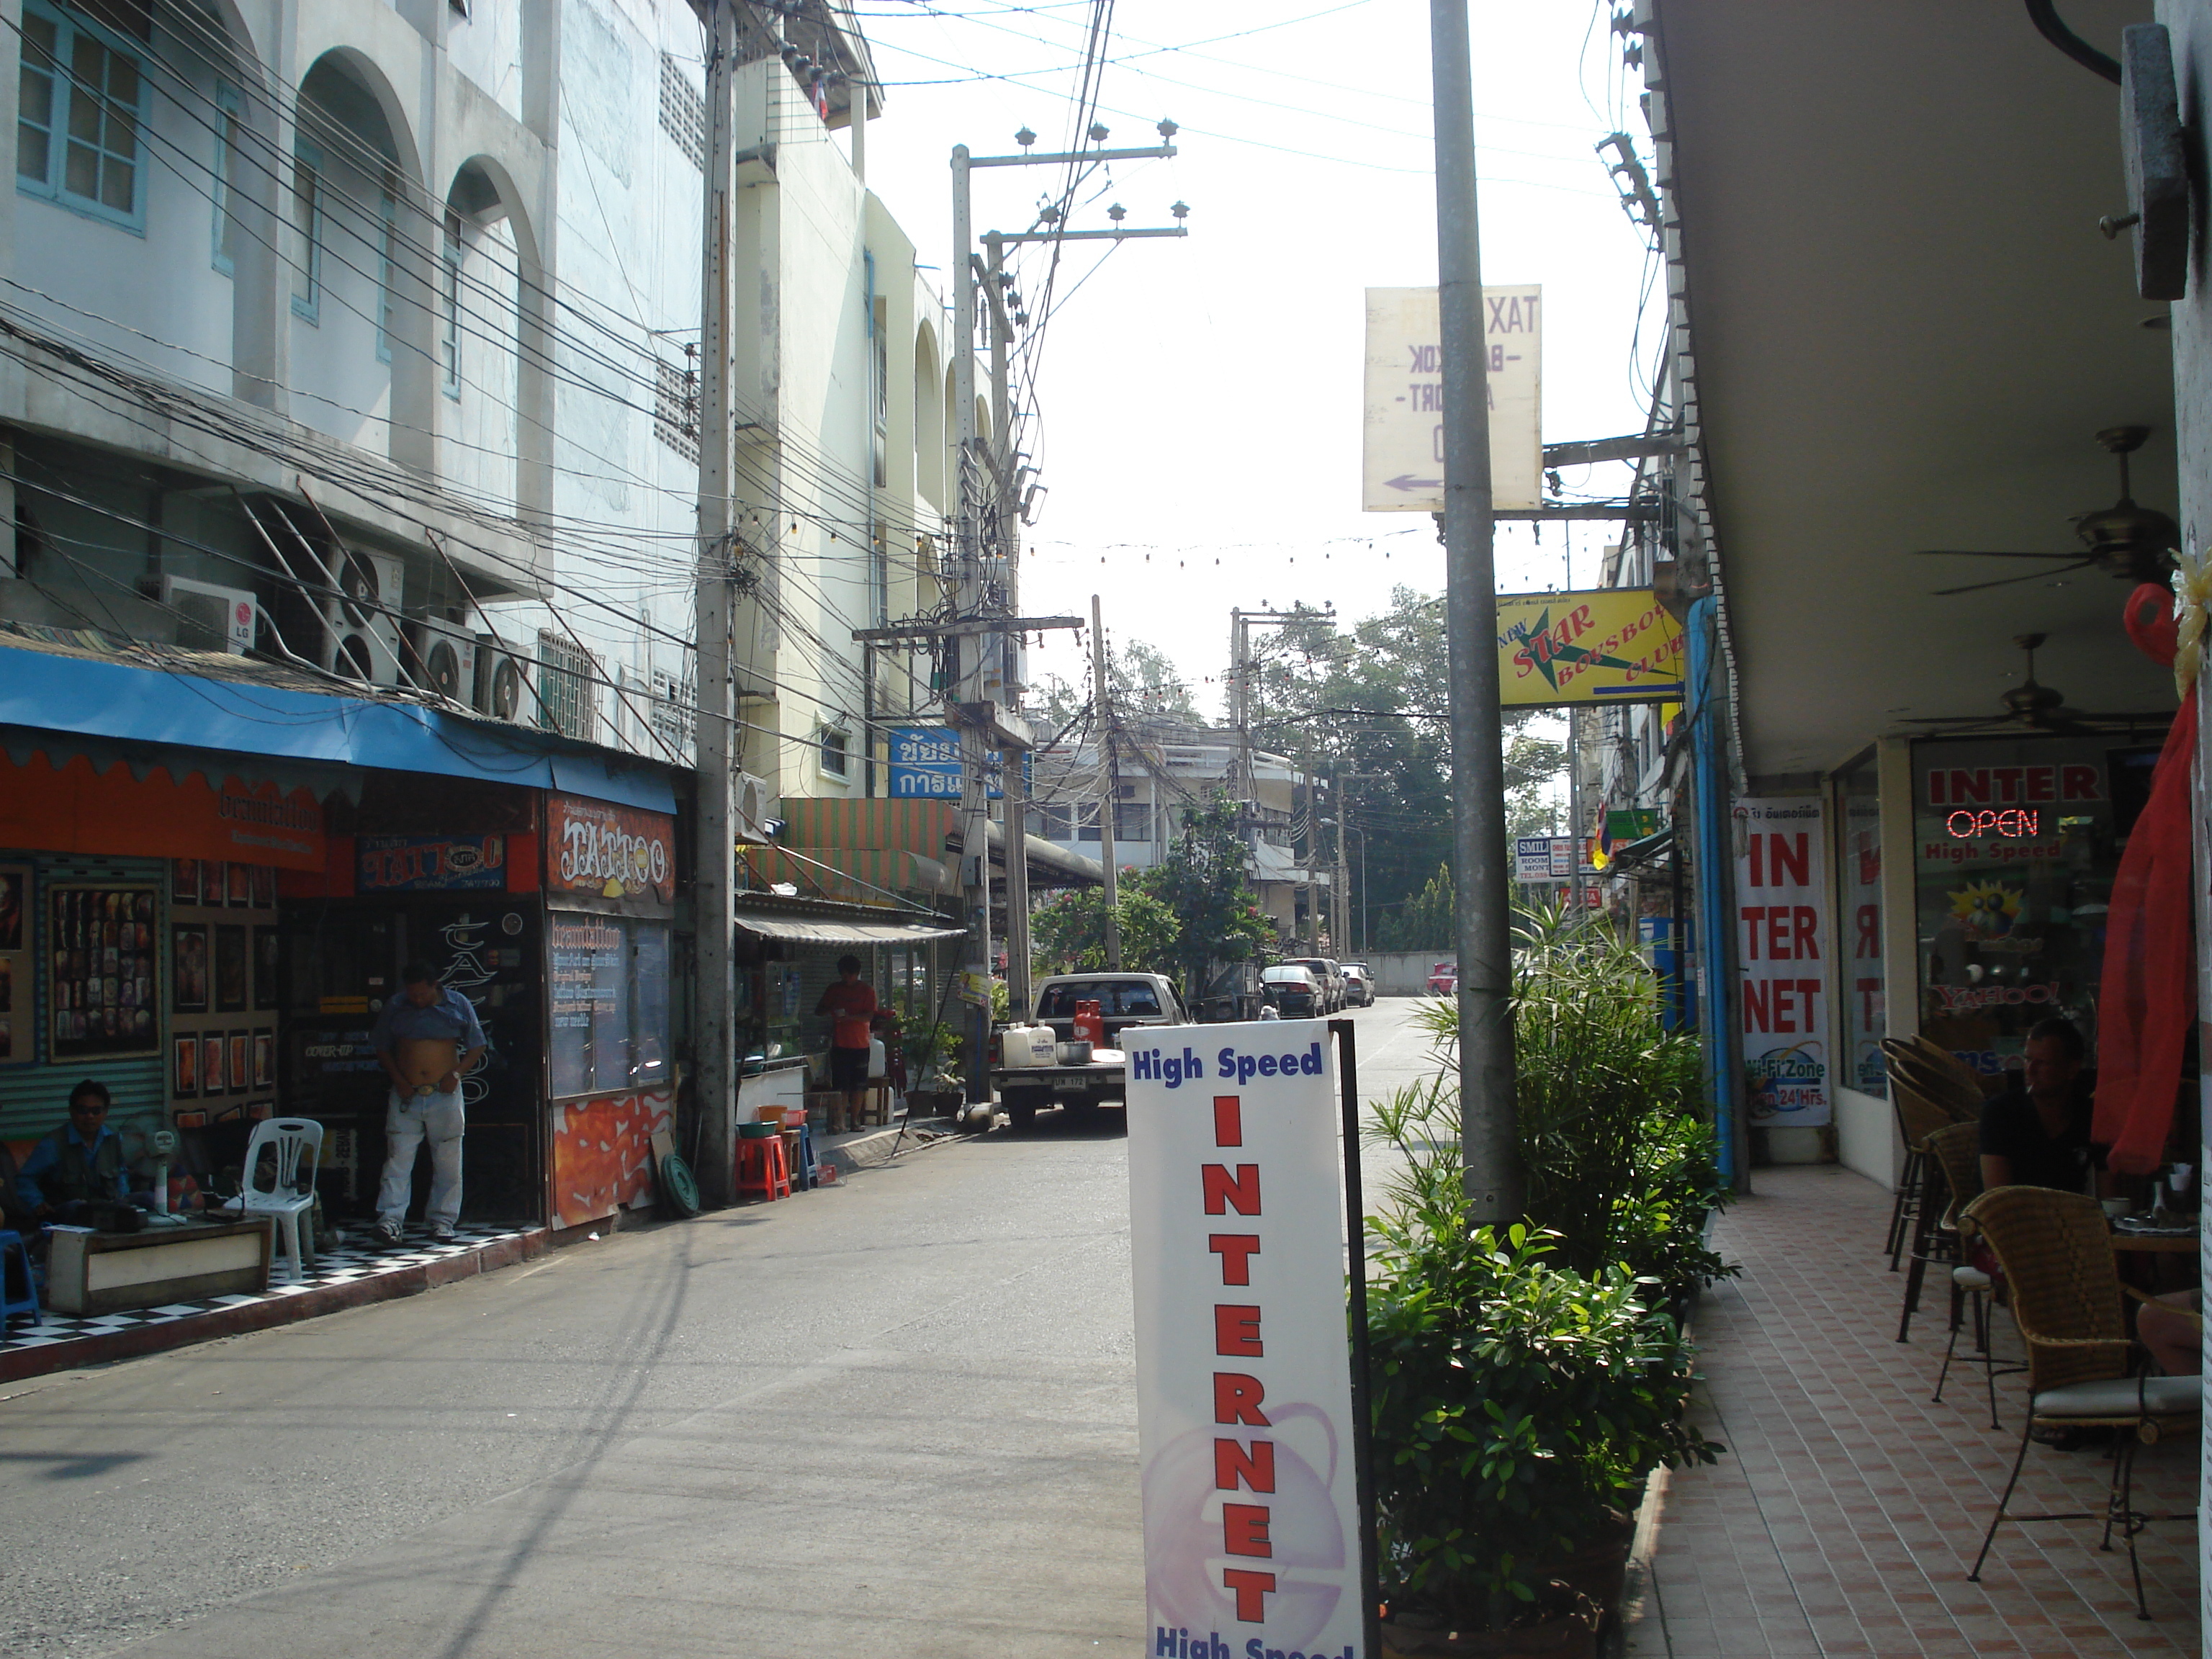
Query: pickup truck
990 971 1191 1130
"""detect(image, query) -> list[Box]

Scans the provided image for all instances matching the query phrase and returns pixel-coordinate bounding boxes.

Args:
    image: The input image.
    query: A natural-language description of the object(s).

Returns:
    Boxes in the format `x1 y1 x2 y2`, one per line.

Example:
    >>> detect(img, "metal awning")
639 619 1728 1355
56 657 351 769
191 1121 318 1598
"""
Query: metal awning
1607 827 1675 871
732 911 966 947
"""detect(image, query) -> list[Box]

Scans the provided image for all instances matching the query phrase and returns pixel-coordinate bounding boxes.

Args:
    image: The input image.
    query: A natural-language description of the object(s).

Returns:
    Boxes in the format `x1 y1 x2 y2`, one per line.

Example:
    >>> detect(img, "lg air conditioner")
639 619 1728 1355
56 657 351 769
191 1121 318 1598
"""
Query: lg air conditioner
318 549 408 686
156 575 257 655
474 634 536 722
409 618 477 704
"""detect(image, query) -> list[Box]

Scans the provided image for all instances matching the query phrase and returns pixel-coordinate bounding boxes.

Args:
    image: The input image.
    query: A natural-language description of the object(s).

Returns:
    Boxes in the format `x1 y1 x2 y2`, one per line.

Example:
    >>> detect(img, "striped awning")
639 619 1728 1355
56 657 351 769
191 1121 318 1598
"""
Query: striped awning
739 845 956 906
778 797 959 855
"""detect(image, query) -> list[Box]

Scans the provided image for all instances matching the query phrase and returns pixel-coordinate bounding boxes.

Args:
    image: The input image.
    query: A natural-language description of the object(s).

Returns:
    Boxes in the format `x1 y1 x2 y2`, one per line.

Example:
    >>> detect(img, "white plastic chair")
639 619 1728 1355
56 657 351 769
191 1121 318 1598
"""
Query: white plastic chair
239 1118 323 1284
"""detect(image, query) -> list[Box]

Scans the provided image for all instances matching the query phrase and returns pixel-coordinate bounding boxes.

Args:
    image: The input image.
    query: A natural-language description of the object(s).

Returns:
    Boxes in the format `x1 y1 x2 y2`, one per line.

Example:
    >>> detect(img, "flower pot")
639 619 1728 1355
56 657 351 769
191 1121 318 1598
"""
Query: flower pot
1380 1588 1601 1659
1551 1508 1637 1622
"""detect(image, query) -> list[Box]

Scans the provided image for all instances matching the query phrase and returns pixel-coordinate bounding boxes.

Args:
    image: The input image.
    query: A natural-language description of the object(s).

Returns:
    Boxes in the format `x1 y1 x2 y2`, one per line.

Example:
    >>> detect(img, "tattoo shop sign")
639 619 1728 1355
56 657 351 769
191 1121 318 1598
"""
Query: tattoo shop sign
1127 1021 1365 1659
545 794 675 914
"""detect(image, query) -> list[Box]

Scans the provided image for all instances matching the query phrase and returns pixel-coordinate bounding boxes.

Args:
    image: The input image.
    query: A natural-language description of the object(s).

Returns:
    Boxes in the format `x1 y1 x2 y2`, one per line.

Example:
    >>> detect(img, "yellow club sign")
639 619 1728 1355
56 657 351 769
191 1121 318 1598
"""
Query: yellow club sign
1498 588 1685 707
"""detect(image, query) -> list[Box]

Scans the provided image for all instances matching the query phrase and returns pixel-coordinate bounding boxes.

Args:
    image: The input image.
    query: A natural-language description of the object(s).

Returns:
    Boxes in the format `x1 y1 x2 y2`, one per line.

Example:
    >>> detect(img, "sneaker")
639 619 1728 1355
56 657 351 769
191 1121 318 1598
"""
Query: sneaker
374 1218 403 1246
429 1222 457 1244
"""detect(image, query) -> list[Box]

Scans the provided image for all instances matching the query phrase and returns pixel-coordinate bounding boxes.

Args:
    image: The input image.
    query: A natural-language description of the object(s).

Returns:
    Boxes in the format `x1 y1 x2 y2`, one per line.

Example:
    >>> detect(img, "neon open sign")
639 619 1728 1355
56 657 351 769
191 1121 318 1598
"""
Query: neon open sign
1946 808 2039 840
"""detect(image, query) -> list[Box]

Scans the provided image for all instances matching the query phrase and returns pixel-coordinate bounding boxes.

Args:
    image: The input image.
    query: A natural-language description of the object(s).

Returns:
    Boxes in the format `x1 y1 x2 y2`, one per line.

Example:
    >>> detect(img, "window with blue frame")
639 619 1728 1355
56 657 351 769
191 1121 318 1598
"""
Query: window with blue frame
290 140 321 321
17 1 150 231
211 78 239 272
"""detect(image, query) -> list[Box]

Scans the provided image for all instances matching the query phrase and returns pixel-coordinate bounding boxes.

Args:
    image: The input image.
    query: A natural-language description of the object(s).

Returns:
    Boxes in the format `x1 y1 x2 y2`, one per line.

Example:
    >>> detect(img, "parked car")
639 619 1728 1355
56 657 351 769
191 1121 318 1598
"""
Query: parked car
1260 964 1323 1017
1281 957 1344 1013
1339 963 1374 1007
1031 972 1190 1049
992 972 1194 1130
1426 961 1459 996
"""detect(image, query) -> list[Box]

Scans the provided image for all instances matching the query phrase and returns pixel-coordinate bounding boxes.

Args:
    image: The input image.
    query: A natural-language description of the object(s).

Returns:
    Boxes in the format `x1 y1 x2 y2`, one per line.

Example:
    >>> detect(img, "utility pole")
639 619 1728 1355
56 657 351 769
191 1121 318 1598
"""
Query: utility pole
1431 0 1520 1223
1091 593 1122 968
691 0 740 1206
1333 776 1351 956
945 126 1184 1092
984 233 1034 1016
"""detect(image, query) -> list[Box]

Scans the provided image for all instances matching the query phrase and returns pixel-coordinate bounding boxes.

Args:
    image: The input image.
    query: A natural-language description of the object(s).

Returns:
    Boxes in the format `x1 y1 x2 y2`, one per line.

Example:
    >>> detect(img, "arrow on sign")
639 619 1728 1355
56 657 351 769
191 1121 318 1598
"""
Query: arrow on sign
1385 474 1443 492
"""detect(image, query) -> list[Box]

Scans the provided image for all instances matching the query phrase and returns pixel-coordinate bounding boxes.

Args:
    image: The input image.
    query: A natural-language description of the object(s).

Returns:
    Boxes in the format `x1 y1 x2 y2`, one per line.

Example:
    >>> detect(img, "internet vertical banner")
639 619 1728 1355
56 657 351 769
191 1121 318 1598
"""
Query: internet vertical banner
1125 1021 1364 1659
1733 797 1833 1128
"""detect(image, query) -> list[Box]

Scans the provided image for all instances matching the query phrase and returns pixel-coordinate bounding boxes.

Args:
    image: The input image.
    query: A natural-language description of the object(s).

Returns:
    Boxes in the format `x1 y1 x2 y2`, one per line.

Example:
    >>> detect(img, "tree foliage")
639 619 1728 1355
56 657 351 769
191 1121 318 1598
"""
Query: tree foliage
1031 639 1202 729
1027 792 1272 997
1236 588 1570 937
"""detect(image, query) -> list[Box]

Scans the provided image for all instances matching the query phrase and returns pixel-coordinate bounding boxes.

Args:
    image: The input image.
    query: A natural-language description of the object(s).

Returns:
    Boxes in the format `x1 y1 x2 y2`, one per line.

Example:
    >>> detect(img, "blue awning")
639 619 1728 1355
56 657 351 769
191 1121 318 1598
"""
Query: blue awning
0 642 680 814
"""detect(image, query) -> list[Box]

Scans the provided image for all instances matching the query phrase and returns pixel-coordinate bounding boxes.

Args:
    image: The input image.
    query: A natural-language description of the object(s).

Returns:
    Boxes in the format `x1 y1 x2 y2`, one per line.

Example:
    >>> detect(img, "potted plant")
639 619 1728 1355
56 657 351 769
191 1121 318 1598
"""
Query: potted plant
903 1020 964 1115
1362 903 1730 1653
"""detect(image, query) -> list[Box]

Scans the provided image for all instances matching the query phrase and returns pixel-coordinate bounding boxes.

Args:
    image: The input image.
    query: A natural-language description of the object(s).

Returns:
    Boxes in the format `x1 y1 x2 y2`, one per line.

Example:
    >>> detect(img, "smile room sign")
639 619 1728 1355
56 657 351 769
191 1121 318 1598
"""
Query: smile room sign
1127 1020 1365 1659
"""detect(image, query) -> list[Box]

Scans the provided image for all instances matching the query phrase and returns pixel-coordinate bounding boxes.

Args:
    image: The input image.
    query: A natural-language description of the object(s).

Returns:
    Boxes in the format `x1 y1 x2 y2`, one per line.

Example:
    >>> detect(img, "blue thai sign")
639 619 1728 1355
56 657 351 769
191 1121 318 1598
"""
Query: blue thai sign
887 726 1027 801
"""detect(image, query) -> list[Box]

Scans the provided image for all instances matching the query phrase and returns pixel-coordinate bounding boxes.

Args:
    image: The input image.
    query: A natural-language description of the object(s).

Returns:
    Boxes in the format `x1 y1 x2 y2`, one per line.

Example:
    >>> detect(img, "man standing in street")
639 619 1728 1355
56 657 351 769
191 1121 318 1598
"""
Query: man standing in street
371 963 485 1244
814 955 878 1134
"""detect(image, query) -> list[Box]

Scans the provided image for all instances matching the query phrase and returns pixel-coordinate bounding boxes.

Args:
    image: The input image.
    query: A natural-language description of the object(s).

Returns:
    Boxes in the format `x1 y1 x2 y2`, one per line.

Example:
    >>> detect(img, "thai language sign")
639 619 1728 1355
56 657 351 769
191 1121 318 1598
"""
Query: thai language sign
1497 588 1685 707
1362 285 1541 512
1735 798 1832 1128
1126 1021 1366 1659
886 725 1024 800
545 794 675 912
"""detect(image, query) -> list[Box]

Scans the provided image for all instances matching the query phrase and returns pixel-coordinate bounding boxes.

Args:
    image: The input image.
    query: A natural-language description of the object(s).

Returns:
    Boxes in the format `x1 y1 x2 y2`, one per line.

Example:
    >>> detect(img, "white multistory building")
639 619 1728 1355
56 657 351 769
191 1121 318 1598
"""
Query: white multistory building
0 0 958 796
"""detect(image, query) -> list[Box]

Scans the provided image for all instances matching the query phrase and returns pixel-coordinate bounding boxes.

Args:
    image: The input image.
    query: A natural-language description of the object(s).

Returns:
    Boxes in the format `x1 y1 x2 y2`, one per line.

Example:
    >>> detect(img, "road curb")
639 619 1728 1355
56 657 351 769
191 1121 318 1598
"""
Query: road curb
0 1226 554 1385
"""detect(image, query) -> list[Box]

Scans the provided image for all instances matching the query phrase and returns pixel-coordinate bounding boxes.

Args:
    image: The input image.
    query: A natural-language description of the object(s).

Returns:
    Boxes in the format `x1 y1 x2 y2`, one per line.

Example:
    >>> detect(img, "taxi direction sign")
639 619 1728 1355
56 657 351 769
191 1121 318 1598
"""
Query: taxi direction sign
1362 285 1542 513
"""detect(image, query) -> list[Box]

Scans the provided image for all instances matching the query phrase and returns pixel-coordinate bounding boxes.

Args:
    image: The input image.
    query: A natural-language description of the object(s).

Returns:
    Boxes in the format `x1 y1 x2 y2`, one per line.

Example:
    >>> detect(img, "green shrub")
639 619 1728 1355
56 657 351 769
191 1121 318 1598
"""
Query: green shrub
1365 1220 1719 1631
1409 902 1732 1305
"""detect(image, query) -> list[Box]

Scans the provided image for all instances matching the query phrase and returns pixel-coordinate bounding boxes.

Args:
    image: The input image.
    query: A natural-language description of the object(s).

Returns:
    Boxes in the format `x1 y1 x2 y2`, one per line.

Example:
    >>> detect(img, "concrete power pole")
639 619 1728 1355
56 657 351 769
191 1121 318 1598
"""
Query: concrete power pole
691 0 741 1205
1431 0 1521 1223
984 233 1034 1018
948 128 1182 1074
1091 594 1121 969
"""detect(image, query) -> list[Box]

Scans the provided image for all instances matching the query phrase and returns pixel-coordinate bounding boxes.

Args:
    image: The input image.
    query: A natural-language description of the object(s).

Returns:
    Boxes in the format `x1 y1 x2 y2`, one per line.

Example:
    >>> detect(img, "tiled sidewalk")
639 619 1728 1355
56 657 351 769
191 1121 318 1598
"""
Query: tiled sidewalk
1 1220 544 1379
1624 1165 2198 1658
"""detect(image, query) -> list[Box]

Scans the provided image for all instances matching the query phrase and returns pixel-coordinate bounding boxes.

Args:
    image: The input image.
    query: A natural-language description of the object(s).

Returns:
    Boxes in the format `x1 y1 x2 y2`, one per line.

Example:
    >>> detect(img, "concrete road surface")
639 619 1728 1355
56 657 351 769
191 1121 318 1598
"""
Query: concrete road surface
0 999 1439 1658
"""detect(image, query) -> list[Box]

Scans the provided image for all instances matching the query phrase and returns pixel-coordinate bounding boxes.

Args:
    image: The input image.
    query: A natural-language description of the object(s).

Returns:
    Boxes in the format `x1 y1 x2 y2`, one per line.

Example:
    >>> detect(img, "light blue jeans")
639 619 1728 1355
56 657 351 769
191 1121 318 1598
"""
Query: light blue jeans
377 1088 465 1228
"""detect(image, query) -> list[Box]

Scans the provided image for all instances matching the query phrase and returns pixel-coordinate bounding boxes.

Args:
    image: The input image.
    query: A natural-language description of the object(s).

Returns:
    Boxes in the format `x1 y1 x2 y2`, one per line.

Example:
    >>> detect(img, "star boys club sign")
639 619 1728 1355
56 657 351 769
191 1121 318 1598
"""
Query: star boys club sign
1127 1021 1364 1659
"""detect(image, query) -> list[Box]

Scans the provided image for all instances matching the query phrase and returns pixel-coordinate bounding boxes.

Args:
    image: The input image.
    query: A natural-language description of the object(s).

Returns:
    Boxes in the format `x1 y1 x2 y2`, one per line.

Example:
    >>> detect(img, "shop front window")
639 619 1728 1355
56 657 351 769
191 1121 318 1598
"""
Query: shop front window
549 912 671 1098
1911 733 2163 1078
1835 753 1884 1097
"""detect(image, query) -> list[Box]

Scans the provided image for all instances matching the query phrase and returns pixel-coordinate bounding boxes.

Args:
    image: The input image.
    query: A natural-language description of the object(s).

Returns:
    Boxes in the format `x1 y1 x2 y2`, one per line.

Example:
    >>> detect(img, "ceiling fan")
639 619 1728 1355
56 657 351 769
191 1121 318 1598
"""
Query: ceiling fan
1902 633 2167 737
1916 426 2178 595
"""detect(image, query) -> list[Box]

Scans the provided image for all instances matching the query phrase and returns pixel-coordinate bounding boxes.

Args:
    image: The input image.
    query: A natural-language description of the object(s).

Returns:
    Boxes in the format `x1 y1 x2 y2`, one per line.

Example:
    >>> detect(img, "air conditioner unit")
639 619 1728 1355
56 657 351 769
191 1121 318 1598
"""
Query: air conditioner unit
409 618 477 704
318 550 408 686
475 634 536 722
158 575 257 655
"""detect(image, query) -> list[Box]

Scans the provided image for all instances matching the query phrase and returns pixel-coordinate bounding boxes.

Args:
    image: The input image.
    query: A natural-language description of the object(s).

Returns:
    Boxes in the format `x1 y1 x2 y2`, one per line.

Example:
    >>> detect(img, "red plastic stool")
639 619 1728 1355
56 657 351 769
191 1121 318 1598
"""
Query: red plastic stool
736 1133 792 1202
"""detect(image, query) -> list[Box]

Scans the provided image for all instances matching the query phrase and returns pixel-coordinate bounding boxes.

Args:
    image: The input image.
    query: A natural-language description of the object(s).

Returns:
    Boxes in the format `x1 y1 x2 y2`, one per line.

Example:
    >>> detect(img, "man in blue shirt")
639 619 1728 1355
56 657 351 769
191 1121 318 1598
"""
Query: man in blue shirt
17 1079 132 1223
369 962 485 1245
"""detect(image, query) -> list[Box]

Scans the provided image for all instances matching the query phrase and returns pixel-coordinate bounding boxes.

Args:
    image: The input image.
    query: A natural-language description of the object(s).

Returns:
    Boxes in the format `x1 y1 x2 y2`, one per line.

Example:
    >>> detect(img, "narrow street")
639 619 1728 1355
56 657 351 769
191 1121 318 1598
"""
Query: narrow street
1 1002 1429 1659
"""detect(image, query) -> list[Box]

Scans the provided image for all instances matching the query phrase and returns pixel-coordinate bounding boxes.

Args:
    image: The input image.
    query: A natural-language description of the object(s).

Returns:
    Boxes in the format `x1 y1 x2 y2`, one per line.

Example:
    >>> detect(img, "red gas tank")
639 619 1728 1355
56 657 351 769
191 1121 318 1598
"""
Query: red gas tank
1071 999 1105 1048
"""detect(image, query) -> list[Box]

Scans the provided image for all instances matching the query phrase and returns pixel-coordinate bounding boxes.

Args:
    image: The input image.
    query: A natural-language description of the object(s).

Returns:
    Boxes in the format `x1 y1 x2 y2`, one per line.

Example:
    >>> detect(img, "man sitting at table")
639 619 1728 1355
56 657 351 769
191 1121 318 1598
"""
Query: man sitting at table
1978 1017 2103 1193
15 1079 140 1226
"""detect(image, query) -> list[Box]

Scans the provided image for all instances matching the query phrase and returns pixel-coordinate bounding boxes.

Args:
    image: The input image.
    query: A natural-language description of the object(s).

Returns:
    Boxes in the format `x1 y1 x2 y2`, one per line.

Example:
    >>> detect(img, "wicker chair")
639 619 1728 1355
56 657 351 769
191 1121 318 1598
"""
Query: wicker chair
1960 1185 2200 1621
1922 1121 2015 1428
1881 1040 1982 1274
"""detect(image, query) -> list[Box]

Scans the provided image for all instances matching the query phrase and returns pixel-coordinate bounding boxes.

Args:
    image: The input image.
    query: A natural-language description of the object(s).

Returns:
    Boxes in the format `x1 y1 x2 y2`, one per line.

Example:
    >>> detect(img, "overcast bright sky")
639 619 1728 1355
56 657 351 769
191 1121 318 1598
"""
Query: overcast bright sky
849 0 1656 720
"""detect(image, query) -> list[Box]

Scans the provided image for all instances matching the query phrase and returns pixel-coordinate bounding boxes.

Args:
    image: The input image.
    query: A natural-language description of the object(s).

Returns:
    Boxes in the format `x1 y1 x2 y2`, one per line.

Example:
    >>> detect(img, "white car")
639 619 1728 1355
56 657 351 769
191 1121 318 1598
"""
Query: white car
1339 963 1374 1007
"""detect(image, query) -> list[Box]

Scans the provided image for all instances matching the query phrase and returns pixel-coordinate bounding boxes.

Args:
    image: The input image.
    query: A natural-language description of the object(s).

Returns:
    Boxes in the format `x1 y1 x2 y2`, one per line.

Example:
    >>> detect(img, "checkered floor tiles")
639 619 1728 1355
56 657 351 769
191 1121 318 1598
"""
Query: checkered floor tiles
0 1222 531 1354
1625 1164 2199 1659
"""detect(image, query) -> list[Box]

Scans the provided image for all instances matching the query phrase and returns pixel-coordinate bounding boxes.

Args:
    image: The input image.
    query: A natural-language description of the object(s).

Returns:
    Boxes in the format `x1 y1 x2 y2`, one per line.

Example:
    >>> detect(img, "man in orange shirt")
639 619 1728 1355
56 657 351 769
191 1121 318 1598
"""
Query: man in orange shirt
814 955 878 1133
